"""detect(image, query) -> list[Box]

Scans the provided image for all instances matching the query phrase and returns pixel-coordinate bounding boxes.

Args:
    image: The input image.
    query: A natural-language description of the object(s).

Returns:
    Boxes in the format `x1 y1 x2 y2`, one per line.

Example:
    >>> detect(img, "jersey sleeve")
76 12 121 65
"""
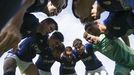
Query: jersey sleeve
15 37 37 62
85 43 94 54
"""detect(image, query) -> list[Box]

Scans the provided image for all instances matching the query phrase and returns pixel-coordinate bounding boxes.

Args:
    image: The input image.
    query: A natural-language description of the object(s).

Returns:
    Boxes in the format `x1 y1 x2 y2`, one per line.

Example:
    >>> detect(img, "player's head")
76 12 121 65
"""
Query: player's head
48 31 64 48
85 21 102 36
65 46 72 55
73 38 84 54
43 0 68 16
38 18 58 35
52 43 65 58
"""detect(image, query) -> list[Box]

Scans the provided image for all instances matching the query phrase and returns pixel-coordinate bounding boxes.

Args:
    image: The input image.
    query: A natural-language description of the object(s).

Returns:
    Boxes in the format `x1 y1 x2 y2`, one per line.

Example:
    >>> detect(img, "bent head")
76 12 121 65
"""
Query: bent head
51 0 68 10
44 0 68 16
48 31 64 48
72 0 95 24
84 21 102 36
65 46 73 58
52 43 65 58
83 32 100 44
73 38 84 54
49 31 64 58
39 18 58 34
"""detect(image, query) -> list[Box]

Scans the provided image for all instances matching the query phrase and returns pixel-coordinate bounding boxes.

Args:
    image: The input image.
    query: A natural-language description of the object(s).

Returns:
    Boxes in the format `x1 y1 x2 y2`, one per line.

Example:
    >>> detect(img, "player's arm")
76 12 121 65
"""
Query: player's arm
121 35 130 47
0 0 35 56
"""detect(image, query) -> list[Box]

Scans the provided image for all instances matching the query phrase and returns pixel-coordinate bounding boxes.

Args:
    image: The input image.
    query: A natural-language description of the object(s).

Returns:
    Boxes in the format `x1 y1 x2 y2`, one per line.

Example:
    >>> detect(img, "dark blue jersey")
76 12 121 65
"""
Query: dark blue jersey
35 48 55 72
27 0 48 13
73 43 103 71
36 43 66 72
104 11 134 38
15 33 49 62
97 0 131 12
59 54 77 75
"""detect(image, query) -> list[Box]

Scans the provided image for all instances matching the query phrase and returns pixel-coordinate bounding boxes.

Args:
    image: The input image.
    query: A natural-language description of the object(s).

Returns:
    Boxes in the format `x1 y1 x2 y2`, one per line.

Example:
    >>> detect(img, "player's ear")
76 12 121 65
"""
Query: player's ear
83 32 88 39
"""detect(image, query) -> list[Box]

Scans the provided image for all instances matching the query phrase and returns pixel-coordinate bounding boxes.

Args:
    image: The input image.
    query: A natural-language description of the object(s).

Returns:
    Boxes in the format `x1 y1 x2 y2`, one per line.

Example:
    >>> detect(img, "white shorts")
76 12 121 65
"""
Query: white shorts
86 66 108 75
5 52 33 74
38 69 52 75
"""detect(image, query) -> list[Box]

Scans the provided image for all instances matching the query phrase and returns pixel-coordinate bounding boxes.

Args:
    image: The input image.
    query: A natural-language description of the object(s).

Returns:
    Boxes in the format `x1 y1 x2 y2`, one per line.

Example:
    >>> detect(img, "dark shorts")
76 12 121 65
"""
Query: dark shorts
0 0 22 30
104 10 134 37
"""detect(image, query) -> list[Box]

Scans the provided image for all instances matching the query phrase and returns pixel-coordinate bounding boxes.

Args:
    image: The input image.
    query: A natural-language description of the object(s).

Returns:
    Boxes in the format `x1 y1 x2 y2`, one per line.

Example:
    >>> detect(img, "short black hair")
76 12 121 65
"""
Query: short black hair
73 38 82 47
41 18 58 30
84 22 93 31
52 43 65 58
62 0 68 9
51 31 64 42
63 46 72 56
20 13 39 38
57 43 65 52
51 0 68 9
65 46 72 51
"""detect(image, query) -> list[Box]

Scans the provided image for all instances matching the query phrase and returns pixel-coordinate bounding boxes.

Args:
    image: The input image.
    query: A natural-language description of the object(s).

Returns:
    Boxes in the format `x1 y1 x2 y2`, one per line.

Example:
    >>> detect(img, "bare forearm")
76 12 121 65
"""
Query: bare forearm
7 8 27 29
0 0 35 56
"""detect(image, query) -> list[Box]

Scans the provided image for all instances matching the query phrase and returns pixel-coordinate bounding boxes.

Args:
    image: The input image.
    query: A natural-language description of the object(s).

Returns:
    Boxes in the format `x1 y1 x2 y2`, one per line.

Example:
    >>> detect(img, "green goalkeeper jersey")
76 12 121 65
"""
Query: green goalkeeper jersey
93 34 134 68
